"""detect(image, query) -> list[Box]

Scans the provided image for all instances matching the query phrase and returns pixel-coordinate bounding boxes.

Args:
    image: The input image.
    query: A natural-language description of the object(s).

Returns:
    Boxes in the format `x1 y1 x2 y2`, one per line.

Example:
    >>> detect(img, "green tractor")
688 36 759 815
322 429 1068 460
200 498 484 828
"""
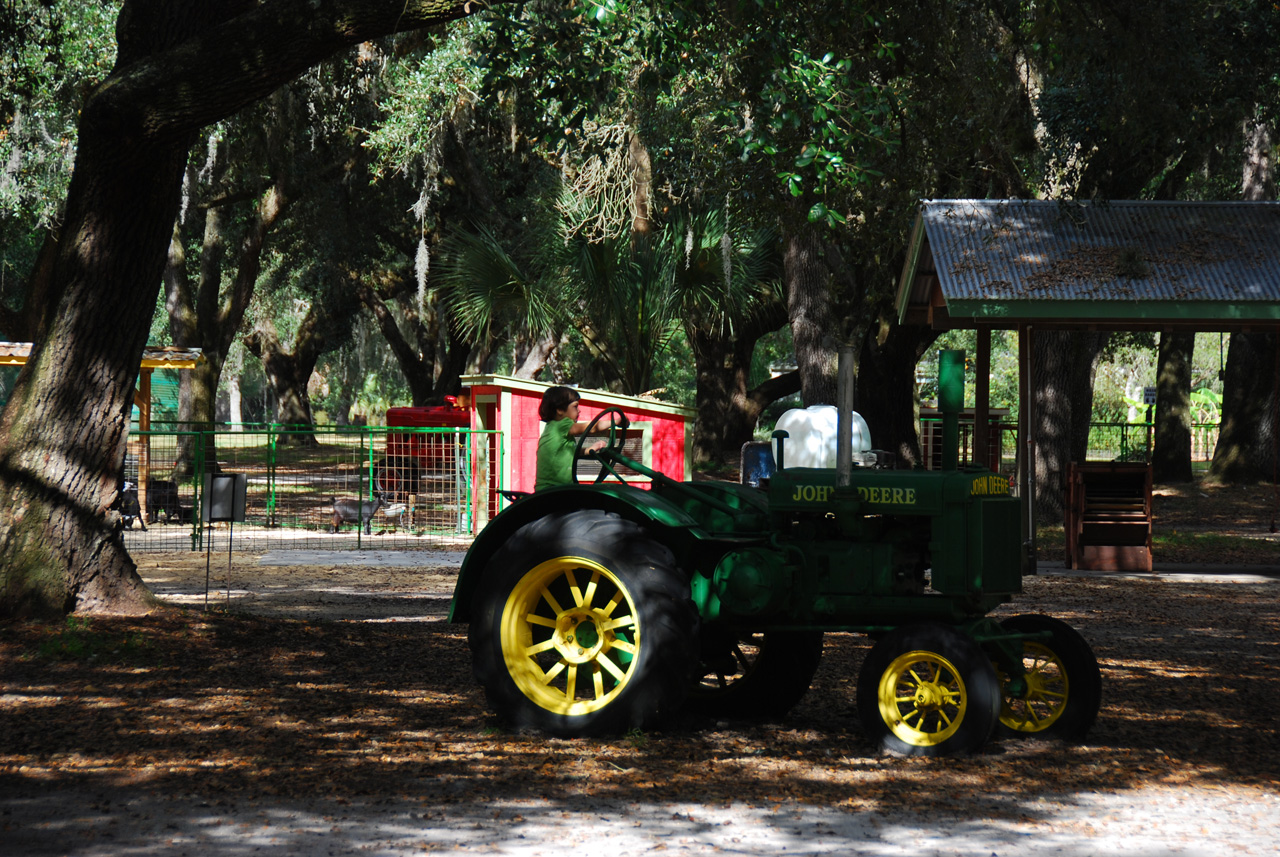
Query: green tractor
448 350 1101 756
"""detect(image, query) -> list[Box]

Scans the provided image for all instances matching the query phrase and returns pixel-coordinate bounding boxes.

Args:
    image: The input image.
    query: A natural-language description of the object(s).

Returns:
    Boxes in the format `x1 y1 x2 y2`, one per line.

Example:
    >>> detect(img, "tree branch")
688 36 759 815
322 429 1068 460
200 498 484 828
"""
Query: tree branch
87 1 494 146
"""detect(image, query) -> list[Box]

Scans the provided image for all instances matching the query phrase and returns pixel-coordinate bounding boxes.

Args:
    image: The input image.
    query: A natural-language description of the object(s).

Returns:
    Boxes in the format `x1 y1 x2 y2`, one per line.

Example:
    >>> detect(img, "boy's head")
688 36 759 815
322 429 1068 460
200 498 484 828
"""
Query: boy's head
539 386 581 422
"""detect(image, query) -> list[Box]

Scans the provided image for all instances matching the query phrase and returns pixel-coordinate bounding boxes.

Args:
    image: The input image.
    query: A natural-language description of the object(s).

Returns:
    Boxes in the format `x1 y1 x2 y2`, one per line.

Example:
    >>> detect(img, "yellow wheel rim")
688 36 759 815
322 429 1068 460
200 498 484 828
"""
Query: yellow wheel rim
878 650 968 747
998 642 1069 733
500 556 640 716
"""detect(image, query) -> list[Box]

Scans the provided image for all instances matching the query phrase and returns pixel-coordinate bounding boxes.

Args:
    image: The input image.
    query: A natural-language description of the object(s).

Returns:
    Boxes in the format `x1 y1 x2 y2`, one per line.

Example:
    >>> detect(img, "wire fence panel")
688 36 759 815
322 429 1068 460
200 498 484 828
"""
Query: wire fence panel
1083 423 1219 464
120 430 204 551
915 419 1218 475
119 425 501 553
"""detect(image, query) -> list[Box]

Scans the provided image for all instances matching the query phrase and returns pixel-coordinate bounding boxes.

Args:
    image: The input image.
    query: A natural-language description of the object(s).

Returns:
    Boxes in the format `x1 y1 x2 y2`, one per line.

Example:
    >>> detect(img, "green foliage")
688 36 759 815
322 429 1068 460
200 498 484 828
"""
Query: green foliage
741 44 898 210
916 329 1021 416
1027 1 1280 198
648 326 695 406
553 199 781 395
1 2 119 332
749 325 795 391
556 218 682 395
0 1 119 225
437 224 557 341
633 1 905 223
364 31 487 183
1189 387 1223 425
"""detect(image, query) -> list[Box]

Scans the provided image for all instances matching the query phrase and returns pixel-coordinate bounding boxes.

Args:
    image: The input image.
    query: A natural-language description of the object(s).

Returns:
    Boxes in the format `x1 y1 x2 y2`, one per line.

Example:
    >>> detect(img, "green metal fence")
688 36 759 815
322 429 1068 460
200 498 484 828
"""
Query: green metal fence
120 424 504 553
1083 422 1219 463
916 418 1218 471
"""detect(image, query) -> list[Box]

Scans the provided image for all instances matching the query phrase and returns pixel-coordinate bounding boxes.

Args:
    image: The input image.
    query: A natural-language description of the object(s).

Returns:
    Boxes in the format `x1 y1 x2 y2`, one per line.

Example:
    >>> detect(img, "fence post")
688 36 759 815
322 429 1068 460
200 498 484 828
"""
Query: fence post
361 426 372 549
265 424 279 527
194 430 206 551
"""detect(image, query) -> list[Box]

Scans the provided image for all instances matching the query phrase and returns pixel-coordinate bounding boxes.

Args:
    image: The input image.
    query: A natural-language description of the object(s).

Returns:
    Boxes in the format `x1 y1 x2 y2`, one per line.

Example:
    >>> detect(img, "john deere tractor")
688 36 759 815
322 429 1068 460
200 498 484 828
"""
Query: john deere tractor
448 350 1101 756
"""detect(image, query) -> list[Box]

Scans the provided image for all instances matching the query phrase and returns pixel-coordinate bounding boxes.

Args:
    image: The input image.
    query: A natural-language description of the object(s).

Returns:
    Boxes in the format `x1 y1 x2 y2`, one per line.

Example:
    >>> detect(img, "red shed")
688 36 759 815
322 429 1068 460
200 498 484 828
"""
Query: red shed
461 374 695 527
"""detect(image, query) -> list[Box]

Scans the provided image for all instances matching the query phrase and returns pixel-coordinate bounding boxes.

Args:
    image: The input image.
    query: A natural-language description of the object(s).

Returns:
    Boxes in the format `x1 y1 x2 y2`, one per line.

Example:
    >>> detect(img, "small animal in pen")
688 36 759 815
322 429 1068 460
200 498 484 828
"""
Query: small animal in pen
329 491 386 534
146 479 193 524
112 481 147 531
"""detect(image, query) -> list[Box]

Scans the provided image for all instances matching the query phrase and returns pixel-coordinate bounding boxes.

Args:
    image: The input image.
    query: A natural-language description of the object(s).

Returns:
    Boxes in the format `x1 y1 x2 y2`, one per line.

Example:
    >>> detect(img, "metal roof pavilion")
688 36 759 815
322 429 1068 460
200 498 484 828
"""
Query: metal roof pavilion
896 199 1280 331
894 199 1280 574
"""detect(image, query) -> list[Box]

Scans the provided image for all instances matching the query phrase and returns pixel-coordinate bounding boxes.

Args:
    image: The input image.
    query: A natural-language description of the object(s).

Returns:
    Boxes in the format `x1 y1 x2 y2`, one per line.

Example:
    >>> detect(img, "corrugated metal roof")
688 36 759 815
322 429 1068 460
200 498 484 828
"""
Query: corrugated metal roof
896 200 1280 328
0 341 204 368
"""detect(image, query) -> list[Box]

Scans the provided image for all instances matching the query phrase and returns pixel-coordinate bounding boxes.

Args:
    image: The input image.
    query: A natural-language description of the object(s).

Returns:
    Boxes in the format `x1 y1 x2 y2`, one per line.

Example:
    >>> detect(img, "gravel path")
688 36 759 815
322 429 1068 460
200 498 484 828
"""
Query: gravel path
4 553 1278 856
7 782 1277 855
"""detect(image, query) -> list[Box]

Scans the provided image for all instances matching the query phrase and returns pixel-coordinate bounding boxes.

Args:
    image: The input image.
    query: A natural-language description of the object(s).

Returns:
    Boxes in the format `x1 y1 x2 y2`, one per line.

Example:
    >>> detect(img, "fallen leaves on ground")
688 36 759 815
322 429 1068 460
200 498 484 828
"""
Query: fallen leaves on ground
3 573 1278 816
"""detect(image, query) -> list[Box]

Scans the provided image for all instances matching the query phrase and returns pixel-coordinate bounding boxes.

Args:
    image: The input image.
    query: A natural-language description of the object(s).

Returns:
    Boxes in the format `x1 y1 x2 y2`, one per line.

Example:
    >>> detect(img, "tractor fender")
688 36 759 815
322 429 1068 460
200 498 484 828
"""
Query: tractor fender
447 484 704 624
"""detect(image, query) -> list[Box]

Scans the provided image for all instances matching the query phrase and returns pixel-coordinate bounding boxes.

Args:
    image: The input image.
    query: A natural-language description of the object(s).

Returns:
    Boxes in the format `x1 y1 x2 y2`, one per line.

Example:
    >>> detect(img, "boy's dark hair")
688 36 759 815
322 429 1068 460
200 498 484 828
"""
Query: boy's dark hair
539 386 581 422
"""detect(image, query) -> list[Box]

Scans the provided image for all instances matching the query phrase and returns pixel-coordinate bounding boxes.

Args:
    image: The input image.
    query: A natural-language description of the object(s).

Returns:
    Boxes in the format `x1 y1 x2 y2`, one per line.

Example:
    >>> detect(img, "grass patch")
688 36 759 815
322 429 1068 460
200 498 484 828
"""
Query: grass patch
1036 524 1278 564
24 616 154 663
1153 529 1280 564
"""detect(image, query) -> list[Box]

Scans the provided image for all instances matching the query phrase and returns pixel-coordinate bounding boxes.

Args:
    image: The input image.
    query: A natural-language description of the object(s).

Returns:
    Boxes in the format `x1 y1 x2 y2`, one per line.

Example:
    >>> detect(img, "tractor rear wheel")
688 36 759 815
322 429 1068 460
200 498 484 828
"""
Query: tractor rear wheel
686 628 823 720
468 510 697 737
995 614 1102 740
857 623 1001 757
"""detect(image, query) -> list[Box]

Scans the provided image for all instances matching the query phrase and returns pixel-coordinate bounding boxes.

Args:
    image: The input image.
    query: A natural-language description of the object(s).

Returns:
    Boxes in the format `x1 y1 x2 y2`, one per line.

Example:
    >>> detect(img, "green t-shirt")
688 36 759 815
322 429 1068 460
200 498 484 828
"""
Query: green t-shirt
535 418 577 490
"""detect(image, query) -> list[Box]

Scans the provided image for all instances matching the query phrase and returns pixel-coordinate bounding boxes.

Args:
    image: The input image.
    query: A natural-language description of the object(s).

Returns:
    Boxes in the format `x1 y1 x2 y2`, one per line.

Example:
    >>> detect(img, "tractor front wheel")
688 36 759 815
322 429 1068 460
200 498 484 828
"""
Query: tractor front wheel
857 623 1001 757
468 510 697 737
995 614 1102 740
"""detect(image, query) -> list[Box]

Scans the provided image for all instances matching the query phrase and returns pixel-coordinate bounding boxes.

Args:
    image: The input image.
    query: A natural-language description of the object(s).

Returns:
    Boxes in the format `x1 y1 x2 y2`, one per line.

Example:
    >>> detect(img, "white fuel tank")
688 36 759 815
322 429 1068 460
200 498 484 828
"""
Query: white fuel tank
771 405 871 469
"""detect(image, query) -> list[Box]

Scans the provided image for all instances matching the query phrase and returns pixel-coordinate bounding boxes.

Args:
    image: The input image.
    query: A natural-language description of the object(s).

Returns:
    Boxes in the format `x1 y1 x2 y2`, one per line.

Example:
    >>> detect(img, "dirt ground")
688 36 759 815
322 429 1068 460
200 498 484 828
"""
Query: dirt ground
1151 479 1280 533
132 549 466 621
4 484 1280 855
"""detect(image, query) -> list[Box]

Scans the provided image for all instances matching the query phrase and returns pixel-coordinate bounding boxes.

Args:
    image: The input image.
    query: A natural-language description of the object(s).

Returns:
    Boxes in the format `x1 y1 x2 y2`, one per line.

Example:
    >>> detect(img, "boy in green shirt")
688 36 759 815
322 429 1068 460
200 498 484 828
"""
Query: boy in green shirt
534 386 614 490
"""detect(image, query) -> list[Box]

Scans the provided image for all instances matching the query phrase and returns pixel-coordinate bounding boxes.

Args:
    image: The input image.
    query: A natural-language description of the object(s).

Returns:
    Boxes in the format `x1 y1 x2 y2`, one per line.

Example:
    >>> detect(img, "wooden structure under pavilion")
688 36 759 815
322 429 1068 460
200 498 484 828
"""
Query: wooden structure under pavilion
895 199 1280 571
0 342 204 520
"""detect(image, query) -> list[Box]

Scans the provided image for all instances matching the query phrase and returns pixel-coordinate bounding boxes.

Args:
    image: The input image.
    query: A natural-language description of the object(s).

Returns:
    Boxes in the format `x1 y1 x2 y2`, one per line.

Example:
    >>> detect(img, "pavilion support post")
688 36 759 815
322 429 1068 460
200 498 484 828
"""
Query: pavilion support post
974 327 991 469
134 368 153 523
1018 325 1036 574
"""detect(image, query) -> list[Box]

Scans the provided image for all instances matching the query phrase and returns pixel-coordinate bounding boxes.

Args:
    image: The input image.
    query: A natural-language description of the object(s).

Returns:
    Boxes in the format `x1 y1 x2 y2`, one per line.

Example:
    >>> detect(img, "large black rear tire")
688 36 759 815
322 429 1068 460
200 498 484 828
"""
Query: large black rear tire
468 510 697 737
686 628 823 720
857 623 1001 757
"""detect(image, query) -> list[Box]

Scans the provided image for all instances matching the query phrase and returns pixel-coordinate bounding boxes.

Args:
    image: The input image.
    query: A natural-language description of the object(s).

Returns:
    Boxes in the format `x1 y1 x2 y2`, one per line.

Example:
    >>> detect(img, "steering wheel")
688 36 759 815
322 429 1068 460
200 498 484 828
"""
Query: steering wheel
571 407 631 484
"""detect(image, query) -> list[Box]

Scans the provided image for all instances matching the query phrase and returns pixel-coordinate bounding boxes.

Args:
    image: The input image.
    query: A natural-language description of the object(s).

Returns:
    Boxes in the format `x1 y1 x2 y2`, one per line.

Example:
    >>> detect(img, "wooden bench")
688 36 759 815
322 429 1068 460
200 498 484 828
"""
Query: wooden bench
1065 462 1153 571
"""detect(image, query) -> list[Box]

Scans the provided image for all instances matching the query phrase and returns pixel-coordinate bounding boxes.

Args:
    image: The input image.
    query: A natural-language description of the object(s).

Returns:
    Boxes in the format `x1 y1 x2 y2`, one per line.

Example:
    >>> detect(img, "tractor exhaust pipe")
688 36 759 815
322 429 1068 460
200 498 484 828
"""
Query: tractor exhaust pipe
939 349 965 471
837 345 856 488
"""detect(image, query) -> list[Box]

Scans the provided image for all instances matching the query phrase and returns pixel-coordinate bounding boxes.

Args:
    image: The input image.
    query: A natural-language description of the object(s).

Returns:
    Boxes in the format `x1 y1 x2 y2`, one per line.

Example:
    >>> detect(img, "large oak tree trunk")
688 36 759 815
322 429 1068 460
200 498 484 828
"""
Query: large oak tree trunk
165 178 286 474
243 295 351 446
782 225 839 406
1032 330 1108 521
0 0 479 617
856 321 938 467
688 331 799 466
1209 332 1280 484
244 330 320 440
357 281 471 406
0 106 189 616
1152 330 1194 483
1209 117 1279 484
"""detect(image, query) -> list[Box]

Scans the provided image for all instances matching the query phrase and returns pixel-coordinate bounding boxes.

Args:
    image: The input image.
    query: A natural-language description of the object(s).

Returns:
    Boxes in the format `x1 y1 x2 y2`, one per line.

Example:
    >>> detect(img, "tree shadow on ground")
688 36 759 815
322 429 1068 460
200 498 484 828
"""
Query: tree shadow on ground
1 575 1276 830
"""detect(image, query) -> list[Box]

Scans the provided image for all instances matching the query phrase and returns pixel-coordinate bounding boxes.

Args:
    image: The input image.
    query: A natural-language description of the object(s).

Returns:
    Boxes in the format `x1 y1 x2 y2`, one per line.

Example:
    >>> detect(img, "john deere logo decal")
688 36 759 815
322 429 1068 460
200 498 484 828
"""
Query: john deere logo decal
791 485 918 506
970 475 1010 496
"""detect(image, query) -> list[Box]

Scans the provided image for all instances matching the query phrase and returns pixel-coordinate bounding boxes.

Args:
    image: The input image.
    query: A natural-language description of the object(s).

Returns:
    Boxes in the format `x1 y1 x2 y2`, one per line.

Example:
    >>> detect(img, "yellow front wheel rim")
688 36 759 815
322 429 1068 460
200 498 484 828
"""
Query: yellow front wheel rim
878 650 968 747
999 642 1069 733
500 556 640 716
